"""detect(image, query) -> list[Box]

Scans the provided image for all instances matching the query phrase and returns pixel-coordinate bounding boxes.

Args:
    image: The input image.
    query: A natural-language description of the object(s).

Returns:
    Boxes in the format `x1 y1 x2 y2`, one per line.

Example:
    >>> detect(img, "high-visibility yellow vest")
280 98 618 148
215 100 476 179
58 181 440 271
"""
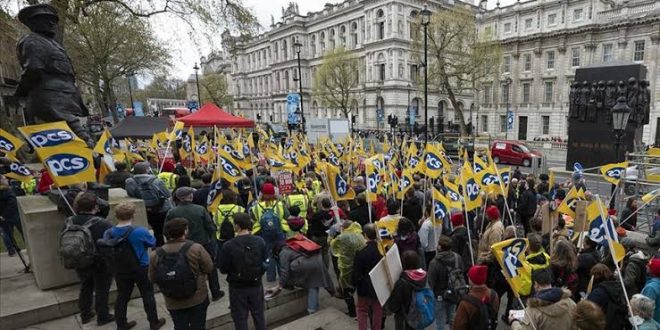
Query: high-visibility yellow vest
250 201 290 235
214 204 245 239
158 172 178 190
286 194 309 218
21 178 37 195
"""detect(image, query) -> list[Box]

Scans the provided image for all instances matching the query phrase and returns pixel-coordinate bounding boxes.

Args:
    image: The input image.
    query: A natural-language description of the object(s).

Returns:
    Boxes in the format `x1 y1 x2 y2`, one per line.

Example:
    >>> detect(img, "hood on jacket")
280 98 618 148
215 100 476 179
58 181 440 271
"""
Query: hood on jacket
434 250 457 264
527 288 573 316
133 174 156 183
403 268 427 289
343 221 363 235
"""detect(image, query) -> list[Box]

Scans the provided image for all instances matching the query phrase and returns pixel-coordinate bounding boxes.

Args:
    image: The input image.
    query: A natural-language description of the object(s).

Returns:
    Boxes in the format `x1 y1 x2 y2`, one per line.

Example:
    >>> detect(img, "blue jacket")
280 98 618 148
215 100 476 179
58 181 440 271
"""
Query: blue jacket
642 277 660 323
105 225 155 267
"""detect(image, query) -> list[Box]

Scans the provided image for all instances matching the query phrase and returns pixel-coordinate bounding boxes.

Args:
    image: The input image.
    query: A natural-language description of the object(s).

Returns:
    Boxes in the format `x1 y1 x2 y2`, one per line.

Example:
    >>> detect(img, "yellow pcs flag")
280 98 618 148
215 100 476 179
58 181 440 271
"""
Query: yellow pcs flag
491 238 532 295
397 168 414 199
600 161 629 185
443 179 463 209
168 121 185 142
475 165 504 196
93 129 118 155
431 188 450 224
18 121 86 149
0 128 24 155
206 166 224 212
194 136 211 163
365 154 385 202
4 154 33 183
36 144 96 187
642 188 660 204
424 143 450 179
461 161 482 211
179 126 195 160
323 163 356 201
557 186 586 218
216 149 245 183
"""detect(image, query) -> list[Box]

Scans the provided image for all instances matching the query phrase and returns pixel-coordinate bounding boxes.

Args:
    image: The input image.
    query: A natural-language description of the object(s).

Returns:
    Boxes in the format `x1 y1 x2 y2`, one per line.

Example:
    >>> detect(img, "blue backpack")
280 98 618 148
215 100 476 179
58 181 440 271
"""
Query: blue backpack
259 205 283 241
405 287 436 330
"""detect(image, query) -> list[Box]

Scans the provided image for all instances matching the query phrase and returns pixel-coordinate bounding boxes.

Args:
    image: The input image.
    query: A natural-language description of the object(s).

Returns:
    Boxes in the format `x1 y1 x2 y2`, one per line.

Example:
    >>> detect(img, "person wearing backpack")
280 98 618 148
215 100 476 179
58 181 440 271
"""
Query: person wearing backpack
308 197 335 269
59 192 114 326
330 220 366 318
428 235 465 330
215 190 245 246
218 212 268 330
266 234 335 314
385 250 434 330
250 183 289 283
509 268 577 330
149 218 214 330
587 263 632 330
621 238 650 297
453 264 499 330
166 187 224 301
105 202 166 330
642 257 660 323
125 162 173 246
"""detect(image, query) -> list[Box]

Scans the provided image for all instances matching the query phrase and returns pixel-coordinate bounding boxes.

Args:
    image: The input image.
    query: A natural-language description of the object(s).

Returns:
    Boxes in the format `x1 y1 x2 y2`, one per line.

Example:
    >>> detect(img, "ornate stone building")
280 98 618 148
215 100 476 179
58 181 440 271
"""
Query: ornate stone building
216 0 475 131
479 0 659 144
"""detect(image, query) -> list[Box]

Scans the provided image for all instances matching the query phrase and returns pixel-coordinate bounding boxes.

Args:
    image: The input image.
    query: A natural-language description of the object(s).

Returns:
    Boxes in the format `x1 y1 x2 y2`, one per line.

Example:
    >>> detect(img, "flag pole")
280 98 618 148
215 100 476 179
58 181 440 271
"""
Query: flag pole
461 196 475 266
596 195 638 330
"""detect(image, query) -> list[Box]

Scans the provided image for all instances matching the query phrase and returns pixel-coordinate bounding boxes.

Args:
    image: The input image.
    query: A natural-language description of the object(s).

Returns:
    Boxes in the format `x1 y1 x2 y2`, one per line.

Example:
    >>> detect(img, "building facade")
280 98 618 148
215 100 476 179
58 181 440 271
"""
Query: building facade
479 0 659 144
213 0 659 143
217 0 474 131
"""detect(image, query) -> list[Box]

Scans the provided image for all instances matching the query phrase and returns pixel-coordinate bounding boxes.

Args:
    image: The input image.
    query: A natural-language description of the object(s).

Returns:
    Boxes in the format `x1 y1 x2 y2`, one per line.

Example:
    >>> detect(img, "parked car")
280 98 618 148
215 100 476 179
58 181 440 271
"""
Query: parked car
490 140 542 167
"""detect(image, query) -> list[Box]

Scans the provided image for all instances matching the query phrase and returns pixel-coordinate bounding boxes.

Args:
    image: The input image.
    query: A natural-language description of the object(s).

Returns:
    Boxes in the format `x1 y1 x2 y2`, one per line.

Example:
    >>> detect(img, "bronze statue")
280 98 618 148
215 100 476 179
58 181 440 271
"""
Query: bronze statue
640 80 651 125
586 82 598 122
596 80 606 111
14 4 92 145
578 81 590 122
627 77 639 126
569 81 579 118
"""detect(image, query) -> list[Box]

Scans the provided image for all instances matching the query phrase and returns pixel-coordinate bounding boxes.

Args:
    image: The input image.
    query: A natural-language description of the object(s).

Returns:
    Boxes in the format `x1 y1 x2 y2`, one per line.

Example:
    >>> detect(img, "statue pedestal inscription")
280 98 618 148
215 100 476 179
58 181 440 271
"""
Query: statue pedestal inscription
566 63 649 170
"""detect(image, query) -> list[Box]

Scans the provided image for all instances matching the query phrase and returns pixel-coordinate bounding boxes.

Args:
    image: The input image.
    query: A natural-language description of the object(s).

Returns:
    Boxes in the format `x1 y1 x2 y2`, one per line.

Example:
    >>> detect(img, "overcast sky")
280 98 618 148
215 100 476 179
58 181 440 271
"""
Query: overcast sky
7 0 515 81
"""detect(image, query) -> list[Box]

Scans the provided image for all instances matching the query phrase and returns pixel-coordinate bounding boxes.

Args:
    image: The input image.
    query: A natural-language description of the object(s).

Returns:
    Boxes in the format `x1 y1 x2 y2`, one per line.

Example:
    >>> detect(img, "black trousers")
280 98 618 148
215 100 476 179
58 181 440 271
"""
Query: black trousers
76 264 113 319
228 286 266 330
114 266 159 327
202 241 221 298
169 298 209 330
147 211 165 246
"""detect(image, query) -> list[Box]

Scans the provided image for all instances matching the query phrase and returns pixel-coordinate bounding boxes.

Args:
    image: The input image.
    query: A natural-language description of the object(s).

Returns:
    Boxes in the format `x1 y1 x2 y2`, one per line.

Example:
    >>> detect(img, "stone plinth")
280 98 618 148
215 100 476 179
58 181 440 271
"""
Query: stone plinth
17 188 148 290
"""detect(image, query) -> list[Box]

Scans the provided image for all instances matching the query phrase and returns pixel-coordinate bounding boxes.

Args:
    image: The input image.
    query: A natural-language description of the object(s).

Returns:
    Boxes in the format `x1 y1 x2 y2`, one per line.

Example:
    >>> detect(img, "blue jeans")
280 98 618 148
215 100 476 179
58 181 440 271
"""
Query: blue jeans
264 239 283 282
435 298 456 330
307 287 320 314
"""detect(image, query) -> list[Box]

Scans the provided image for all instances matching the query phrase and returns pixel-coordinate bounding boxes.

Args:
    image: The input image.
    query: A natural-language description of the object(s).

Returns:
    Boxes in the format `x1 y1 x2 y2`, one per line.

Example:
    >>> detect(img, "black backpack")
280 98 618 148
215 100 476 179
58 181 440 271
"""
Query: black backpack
232 238 266 282
153 242 197 299
137 177 165 211
600 282 632 330
218 206 236 241
462 290 498 330
97 227 141 274
441 257 469 304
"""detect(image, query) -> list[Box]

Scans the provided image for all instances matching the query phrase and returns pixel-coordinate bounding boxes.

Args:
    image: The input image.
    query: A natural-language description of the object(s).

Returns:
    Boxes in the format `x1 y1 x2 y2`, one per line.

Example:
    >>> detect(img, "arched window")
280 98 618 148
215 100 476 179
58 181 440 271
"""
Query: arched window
285 71 290 90
291 37 296 56
410 11 419 40
377 9 384 18
438 101 445 119
340 26 346 47
351 22 358 47
320 32 326 52
275 72 280 90
376 96 384 110
311 35 317 56
329 29 336 48
376 53 386 81
274 42 279 61
282 40 288 60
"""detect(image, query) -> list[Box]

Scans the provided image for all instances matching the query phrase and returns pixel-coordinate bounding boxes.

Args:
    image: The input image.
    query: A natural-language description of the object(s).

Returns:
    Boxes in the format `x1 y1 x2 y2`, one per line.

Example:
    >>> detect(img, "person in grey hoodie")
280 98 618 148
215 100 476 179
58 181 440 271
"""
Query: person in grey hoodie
427 235 464 330
418 204 442 266
125 162 173 246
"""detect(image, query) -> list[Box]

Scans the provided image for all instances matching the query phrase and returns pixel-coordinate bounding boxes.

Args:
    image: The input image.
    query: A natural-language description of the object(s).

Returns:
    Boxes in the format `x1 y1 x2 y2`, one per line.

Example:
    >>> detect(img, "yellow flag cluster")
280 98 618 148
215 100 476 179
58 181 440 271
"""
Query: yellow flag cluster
18 121 95 187
321 162 356 201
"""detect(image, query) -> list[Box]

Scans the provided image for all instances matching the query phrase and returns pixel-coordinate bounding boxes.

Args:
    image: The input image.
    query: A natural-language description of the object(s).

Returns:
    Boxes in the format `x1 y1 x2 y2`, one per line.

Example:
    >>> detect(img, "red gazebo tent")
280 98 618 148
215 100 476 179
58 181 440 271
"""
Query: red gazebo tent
177 103 255 128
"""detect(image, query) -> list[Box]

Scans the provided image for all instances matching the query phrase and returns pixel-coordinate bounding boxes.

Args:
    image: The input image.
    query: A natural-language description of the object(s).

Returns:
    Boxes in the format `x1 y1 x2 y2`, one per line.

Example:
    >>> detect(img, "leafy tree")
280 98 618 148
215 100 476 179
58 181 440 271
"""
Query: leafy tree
199 72 233 107
140 75 187 100
64 3 169 121
312 47 362 118
413 5 501 136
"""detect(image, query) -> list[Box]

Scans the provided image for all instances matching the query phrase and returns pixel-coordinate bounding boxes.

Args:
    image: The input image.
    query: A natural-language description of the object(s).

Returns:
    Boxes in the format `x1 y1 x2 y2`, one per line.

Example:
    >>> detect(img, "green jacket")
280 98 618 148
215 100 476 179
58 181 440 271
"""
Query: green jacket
165 202 216 245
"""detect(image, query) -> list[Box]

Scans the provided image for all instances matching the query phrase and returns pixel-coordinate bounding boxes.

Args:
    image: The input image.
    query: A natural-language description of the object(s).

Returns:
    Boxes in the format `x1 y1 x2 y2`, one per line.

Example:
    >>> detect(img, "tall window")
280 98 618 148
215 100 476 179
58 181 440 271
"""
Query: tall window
481 115 488 133
546 51 555 69
504 23 512 33
523 54 532 72
542 115 550 135
282 40 288 60
501 83 510 104
544 81 554 103
483 85 491 104
320 32 326 52
274 42 279 61
503 56 511 73
410 64 418 82
339 26 346 47
525 18 533 30
602 43 613 62
377 9 385 40
571 48 581 67
500 115 507 133
311 35 316 56
522 83 530 103
379 64 386 81
547 13 557 26
351 22 358 47
410 11 418 40
634 40 645 61
573 8 583 22
329 29 336 48
285 71 290 90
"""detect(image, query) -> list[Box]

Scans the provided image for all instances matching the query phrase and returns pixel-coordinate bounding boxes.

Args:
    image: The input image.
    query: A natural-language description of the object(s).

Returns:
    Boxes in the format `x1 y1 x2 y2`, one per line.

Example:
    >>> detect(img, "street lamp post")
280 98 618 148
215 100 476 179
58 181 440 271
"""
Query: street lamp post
127 73 134 111
505 77 512 140
193 63 201 104
294 41 306 133
611 97 631 162
407 83 411 135
421 5 431 145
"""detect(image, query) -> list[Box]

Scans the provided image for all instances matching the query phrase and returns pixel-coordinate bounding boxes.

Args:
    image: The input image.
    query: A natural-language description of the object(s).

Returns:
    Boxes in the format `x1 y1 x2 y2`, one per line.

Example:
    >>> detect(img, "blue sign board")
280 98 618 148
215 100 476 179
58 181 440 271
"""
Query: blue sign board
187 101 199 112
286 93 300 125
116 103 125 119
133 101 144 117
377 108 384 122
408 106 417 125
506 110 514 130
